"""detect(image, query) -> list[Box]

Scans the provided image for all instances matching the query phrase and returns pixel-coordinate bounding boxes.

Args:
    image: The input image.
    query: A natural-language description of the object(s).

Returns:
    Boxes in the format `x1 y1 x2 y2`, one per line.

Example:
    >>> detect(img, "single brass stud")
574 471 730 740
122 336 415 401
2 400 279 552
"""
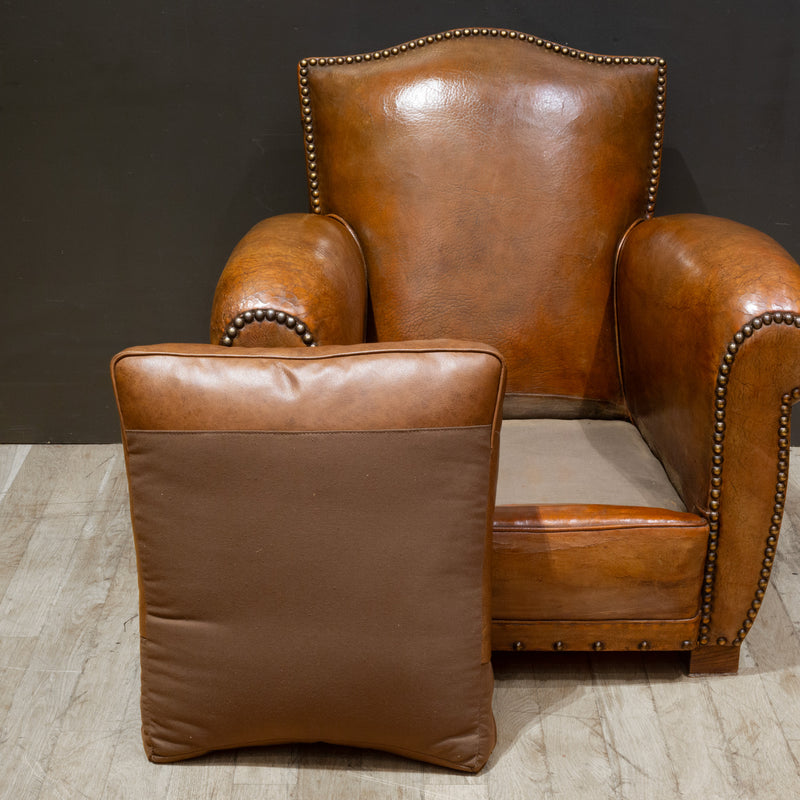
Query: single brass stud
592 641 605 651
717 637 727 646
639 641 650 651
512 641 525 651
553 641 566 651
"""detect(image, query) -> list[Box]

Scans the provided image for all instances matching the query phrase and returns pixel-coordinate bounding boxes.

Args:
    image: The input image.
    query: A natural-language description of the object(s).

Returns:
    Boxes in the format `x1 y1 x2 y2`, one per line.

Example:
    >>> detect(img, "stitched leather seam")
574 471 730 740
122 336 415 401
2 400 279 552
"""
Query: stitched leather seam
126 426 492 436
493 614 701 625
493 521 708 533
701 311 800 648
115 343 505 366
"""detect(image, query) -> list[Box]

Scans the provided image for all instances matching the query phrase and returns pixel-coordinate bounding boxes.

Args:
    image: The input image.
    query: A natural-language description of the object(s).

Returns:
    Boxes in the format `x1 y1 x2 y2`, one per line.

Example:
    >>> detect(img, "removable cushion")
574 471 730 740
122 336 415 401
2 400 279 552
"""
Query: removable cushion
492 419 708 622
112 341 505 772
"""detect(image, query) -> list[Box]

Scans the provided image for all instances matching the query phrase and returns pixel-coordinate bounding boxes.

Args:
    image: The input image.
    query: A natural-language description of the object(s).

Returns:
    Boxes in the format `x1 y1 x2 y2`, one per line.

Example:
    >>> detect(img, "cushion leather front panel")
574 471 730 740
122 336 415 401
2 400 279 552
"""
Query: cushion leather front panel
492 504 708 620
307 35 660 404
112 341 504 432
126 427 495 770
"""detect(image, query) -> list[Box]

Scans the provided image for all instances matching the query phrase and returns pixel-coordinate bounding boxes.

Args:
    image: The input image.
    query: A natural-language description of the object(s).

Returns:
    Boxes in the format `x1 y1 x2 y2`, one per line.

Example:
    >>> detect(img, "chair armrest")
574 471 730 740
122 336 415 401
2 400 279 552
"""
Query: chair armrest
617 213 800 647
210 213 367 347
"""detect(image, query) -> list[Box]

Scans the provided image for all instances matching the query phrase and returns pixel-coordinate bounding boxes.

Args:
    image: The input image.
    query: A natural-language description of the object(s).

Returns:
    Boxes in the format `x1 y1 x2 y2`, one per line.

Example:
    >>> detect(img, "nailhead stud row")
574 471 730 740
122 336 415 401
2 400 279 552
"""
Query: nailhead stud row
513 639 693 652
220 308 316 347
298 28 666 218
700 311 800 646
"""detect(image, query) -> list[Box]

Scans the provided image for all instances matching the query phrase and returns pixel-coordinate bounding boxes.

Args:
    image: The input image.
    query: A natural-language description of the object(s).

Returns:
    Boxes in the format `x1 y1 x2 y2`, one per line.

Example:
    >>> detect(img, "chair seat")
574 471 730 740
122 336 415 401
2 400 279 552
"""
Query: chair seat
492 420 709 622
496 419 686 509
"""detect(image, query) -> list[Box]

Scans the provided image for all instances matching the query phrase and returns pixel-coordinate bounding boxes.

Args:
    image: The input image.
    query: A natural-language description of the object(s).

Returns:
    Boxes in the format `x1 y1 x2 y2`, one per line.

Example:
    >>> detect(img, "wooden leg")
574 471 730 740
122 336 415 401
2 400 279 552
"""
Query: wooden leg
688 645 741 675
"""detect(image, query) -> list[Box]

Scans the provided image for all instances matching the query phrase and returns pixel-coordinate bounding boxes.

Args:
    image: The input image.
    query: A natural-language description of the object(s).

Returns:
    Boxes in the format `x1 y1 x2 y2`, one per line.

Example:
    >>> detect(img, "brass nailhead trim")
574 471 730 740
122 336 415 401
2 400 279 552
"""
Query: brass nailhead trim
701 310 800 647
220 308 316 347
300 29 665 217
512 640 525 651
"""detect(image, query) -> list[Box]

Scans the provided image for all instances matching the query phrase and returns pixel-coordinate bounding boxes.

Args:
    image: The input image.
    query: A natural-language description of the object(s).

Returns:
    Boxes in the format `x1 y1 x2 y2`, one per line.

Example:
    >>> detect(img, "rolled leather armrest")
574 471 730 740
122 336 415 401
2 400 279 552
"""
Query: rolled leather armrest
617 213 800 647
210 213 367 348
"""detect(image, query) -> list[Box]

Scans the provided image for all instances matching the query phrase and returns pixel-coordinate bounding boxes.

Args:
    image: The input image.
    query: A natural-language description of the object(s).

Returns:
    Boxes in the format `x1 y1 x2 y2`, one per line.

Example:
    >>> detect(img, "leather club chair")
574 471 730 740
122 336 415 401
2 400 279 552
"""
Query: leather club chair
209 28 800 675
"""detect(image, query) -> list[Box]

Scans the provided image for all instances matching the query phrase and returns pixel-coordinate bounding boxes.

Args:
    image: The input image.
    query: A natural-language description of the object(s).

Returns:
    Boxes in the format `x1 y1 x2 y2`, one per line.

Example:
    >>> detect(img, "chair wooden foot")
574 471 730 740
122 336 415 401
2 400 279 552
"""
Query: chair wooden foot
687 645 740 675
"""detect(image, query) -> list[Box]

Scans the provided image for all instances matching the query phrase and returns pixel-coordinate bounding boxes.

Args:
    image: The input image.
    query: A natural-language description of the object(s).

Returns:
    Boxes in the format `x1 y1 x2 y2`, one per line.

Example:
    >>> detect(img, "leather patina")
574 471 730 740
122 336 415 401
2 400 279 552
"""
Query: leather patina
207 29 800 673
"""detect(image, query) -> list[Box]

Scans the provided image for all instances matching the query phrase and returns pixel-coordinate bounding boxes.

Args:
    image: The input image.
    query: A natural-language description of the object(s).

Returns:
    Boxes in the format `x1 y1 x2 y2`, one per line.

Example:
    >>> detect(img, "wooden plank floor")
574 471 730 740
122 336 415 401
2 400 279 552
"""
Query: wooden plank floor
2 444 800 798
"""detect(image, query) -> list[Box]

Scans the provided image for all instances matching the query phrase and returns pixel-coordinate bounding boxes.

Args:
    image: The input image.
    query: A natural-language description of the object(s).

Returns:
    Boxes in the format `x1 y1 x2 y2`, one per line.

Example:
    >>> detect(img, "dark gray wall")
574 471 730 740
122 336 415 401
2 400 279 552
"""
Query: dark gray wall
1 1 798 442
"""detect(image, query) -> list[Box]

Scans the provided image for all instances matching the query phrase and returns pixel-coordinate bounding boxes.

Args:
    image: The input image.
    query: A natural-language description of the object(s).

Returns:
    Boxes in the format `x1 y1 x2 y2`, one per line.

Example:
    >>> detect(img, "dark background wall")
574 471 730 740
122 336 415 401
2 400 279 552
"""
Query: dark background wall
1 1 798 442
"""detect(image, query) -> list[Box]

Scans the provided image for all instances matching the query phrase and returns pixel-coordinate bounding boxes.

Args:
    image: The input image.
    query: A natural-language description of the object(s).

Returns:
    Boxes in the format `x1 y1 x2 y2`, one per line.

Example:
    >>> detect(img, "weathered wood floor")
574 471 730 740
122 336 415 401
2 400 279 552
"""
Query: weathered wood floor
2 444 800 799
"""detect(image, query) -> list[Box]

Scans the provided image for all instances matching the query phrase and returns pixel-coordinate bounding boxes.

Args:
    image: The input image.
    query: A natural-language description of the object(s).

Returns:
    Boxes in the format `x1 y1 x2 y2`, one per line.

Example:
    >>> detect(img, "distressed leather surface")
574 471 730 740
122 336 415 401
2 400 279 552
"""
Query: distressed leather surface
618 214 800 643
305 33 661 407
210 213 366 348
492 504 707 620
113 340 504 432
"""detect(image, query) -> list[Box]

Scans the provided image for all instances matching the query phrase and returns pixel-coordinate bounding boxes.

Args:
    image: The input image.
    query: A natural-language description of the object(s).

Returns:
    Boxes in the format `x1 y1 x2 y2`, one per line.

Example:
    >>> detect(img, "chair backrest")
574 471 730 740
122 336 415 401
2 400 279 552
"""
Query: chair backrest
301 28 665 418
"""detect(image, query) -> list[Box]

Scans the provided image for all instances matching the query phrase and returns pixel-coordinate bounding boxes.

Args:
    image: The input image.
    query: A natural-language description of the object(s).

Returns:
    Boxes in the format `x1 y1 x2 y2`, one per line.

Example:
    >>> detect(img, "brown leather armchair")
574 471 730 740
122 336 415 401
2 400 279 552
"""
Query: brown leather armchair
209 28 800 674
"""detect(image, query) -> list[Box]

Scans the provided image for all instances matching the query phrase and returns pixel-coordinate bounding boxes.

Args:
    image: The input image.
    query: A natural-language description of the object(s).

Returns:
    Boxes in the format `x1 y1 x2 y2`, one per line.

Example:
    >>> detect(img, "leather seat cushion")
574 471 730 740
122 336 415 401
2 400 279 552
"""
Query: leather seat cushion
493 420 708 621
